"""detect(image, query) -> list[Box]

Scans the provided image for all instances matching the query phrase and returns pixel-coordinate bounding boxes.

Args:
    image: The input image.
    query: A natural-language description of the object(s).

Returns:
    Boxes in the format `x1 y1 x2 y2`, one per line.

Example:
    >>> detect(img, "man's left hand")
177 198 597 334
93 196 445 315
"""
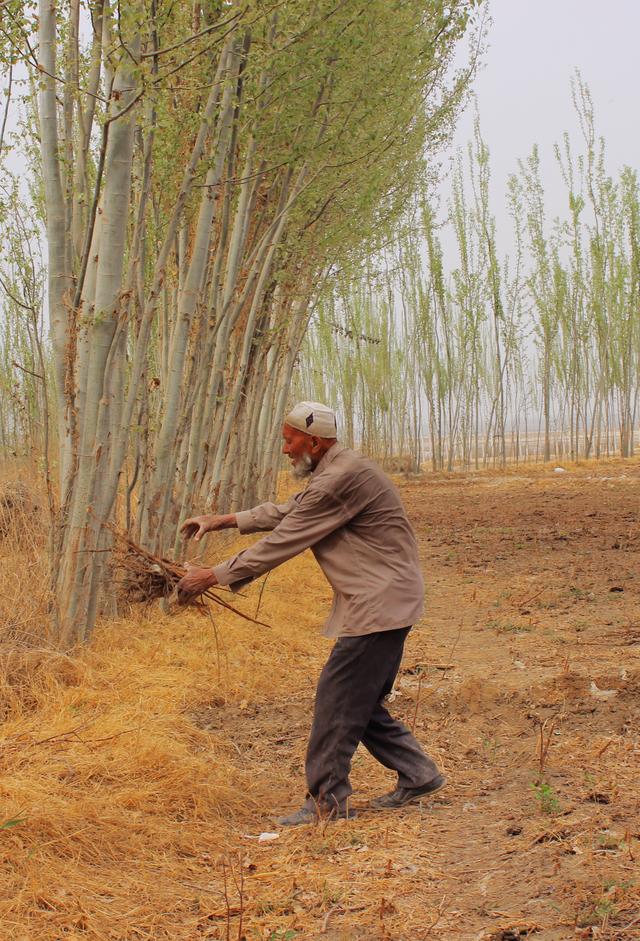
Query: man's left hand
176 563 218 603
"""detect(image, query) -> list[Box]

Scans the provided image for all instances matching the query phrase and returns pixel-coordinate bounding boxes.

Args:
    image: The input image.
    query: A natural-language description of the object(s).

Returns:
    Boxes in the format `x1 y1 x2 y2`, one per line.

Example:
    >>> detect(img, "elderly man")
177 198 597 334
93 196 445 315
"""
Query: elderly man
177 401 444 825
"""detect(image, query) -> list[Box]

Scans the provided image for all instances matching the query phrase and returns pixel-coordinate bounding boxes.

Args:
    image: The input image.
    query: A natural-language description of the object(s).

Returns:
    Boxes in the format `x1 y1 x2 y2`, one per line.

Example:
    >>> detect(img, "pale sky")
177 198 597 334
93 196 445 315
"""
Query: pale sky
442 0 640 246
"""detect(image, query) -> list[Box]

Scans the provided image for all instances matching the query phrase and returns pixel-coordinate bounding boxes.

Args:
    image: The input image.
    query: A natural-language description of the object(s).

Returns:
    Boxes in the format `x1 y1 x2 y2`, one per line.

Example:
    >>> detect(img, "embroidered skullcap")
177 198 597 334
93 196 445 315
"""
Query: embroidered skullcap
284 401 337 438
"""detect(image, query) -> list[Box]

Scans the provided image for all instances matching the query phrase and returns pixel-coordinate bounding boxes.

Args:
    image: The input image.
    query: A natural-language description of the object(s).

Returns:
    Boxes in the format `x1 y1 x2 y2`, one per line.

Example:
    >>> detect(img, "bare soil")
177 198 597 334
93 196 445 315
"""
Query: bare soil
194 460 640 940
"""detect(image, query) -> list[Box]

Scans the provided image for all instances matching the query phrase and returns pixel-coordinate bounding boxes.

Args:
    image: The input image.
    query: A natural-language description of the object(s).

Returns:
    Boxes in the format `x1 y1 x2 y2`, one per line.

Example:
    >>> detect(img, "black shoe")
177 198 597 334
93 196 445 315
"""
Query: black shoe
275 805 358 827
370 774 447 810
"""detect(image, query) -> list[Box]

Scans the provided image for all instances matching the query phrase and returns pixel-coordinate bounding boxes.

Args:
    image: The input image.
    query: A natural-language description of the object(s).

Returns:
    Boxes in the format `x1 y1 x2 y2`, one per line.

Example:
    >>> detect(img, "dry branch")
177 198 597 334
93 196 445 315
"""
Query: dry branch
111 530 269 628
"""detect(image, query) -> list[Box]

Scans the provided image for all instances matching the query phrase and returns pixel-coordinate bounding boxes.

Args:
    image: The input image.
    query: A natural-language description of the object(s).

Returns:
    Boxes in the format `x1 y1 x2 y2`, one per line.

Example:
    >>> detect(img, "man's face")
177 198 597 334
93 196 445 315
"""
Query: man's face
282 424 316 478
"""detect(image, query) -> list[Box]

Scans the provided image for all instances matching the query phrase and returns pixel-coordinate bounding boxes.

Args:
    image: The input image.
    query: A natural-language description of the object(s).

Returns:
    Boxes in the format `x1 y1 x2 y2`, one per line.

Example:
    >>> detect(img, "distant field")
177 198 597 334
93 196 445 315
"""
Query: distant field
412 428 640 467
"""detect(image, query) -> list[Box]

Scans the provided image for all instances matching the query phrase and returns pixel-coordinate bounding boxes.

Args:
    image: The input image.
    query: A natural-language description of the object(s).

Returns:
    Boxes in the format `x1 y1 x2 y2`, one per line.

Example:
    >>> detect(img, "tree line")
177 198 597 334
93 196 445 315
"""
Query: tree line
299 74 640 471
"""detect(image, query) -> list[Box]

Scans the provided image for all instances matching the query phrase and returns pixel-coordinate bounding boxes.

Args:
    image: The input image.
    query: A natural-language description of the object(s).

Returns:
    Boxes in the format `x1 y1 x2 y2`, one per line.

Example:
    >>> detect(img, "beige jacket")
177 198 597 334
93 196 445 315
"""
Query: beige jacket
212 443 424 638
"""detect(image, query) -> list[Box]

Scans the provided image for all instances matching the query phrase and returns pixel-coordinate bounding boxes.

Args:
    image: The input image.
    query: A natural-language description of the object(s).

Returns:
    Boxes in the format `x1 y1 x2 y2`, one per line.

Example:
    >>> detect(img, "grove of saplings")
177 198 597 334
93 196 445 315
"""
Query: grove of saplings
299 76 640 475
0 0 481 643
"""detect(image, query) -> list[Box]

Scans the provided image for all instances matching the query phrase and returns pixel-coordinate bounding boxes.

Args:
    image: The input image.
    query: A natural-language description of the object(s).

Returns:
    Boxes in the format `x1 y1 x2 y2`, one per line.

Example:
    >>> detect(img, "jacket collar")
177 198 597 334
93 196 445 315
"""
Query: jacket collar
313 441 346 476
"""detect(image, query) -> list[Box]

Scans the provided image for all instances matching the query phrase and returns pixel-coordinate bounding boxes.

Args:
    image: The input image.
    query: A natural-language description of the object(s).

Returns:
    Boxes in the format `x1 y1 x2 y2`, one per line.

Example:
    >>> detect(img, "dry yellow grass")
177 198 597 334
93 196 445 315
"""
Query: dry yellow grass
0 461 53 652
0 514 339 941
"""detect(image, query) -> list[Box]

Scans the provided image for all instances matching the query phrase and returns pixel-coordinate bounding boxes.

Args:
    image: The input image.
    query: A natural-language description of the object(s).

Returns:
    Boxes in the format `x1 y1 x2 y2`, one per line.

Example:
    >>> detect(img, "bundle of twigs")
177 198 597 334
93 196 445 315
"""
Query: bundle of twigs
111 531 269 628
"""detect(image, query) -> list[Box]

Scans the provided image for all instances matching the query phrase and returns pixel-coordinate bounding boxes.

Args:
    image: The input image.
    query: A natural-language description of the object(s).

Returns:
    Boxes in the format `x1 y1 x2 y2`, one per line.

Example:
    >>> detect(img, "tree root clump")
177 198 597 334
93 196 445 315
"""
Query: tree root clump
111 532 268 627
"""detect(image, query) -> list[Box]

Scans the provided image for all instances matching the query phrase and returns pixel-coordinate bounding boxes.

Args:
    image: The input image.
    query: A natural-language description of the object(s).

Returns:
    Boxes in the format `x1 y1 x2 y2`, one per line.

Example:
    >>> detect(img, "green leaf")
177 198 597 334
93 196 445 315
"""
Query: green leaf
1 816 26 830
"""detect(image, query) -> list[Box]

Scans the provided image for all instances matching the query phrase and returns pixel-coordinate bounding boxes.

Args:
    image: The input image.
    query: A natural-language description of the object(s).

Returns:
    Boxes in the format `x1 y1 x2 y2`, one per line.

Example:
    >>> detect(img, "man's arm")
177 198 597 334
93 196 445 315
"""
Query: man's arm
212 485 349 589
180 493 304 543
180 513 237 542
234 492 304 533
176 491 310 601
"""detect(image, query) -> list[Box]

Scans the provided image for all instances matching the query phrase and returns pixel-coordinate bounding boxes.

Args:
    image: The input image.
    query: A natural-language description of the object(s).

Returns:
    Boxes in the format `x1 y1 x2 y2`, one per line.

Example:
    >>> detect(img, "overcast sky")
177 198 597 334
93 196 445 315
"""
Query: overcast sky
3 1 638 255
439 0 640 247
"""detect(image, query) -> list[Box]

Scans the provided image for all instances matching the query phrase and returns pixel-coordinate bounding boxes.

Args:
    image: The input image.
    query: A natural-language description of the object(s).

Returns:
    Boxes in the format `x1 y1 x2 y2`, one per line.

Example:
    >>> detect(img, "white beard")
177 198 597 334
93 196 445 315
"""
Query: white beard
291 453 314 479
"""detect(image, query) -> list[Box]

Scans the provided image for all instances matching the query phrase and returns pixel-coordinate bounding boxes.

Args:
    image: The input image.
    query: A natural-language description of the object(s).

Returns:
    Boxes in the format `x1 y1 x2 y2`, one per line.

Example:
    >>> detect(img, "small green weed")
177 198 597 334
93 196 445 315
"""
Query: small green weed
597 831 621 850
569 585 588 599
492 589 513 609
481 737 500 761
320 880 343 906
530 781 561 815
594 898 617 919
603 878 634 891
496 621 531 634
577 897 618 927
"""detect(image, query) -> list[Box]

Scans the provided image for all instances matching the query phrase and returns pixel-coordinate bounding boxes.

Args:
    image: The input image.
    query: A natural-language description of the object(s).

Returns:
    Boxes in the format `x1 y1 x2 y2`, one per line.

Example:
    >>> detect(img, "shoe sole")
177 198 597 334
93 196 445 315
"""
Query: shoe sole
369 775 447 810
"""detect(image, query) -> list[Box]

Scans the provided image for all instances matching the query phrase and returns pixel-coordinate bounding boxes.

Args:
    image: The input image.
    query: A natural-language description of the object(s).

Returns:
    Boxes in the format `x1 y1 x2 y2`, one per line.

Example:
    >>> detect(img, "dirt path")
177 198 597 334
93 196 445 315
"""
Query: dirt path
205 462 640 940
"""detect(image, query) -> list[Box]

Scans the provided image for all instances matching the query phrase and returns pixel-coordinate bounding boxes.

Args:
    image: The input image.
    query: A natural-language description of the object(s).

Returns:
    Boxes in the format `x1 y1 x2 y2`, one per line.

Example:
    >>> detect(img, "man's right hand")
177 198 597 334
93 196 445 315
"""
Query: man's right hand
180 513 237 542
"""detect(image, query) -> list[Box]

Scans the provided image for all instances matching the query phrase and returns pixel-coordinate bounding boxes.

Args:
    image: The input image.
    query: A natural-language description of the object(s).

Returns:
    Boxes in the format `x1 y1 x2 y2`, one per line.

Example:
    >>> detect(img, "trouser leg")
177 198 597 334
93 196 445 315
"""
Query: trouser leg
361 700 440 788
360 632 440 789
304 627 439 812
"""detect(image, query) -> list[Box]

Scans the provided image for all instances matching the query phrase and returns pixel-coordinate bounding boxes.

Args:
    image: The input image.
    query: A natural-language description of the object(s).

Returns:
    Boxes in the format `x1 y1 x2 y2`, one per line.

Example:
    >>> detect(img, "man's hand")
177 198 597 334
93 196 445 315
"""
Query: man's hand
176 562 218 604
180 513 237 542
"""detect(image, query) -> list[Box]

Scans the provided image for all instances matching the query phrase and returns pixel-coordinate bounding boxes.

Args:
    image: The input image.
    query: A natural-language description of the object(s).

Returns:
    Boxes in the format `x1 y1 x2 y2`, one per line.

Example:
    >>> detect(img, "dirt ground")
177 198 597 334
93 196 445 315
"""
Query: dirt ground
190 459 640 941
2 458 639 940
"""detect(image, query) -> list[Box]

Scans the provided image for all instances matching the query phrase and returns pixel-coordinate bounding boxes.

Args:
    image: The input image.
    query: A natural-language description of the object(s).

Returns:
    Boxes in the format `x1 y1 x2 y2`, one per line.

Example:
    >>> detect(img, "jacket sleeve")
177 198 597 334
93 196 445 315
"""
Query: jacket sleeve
235 492 304 534
213 485 348 589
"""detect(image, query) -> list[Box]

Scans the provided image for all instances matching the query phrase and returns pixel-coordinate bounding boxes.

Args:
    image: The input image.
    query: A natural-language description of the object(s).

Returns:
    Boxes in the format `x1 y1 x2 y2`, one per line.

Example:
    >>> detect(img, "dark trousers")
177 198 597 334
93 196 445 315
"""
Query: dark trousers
303 627 440 812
